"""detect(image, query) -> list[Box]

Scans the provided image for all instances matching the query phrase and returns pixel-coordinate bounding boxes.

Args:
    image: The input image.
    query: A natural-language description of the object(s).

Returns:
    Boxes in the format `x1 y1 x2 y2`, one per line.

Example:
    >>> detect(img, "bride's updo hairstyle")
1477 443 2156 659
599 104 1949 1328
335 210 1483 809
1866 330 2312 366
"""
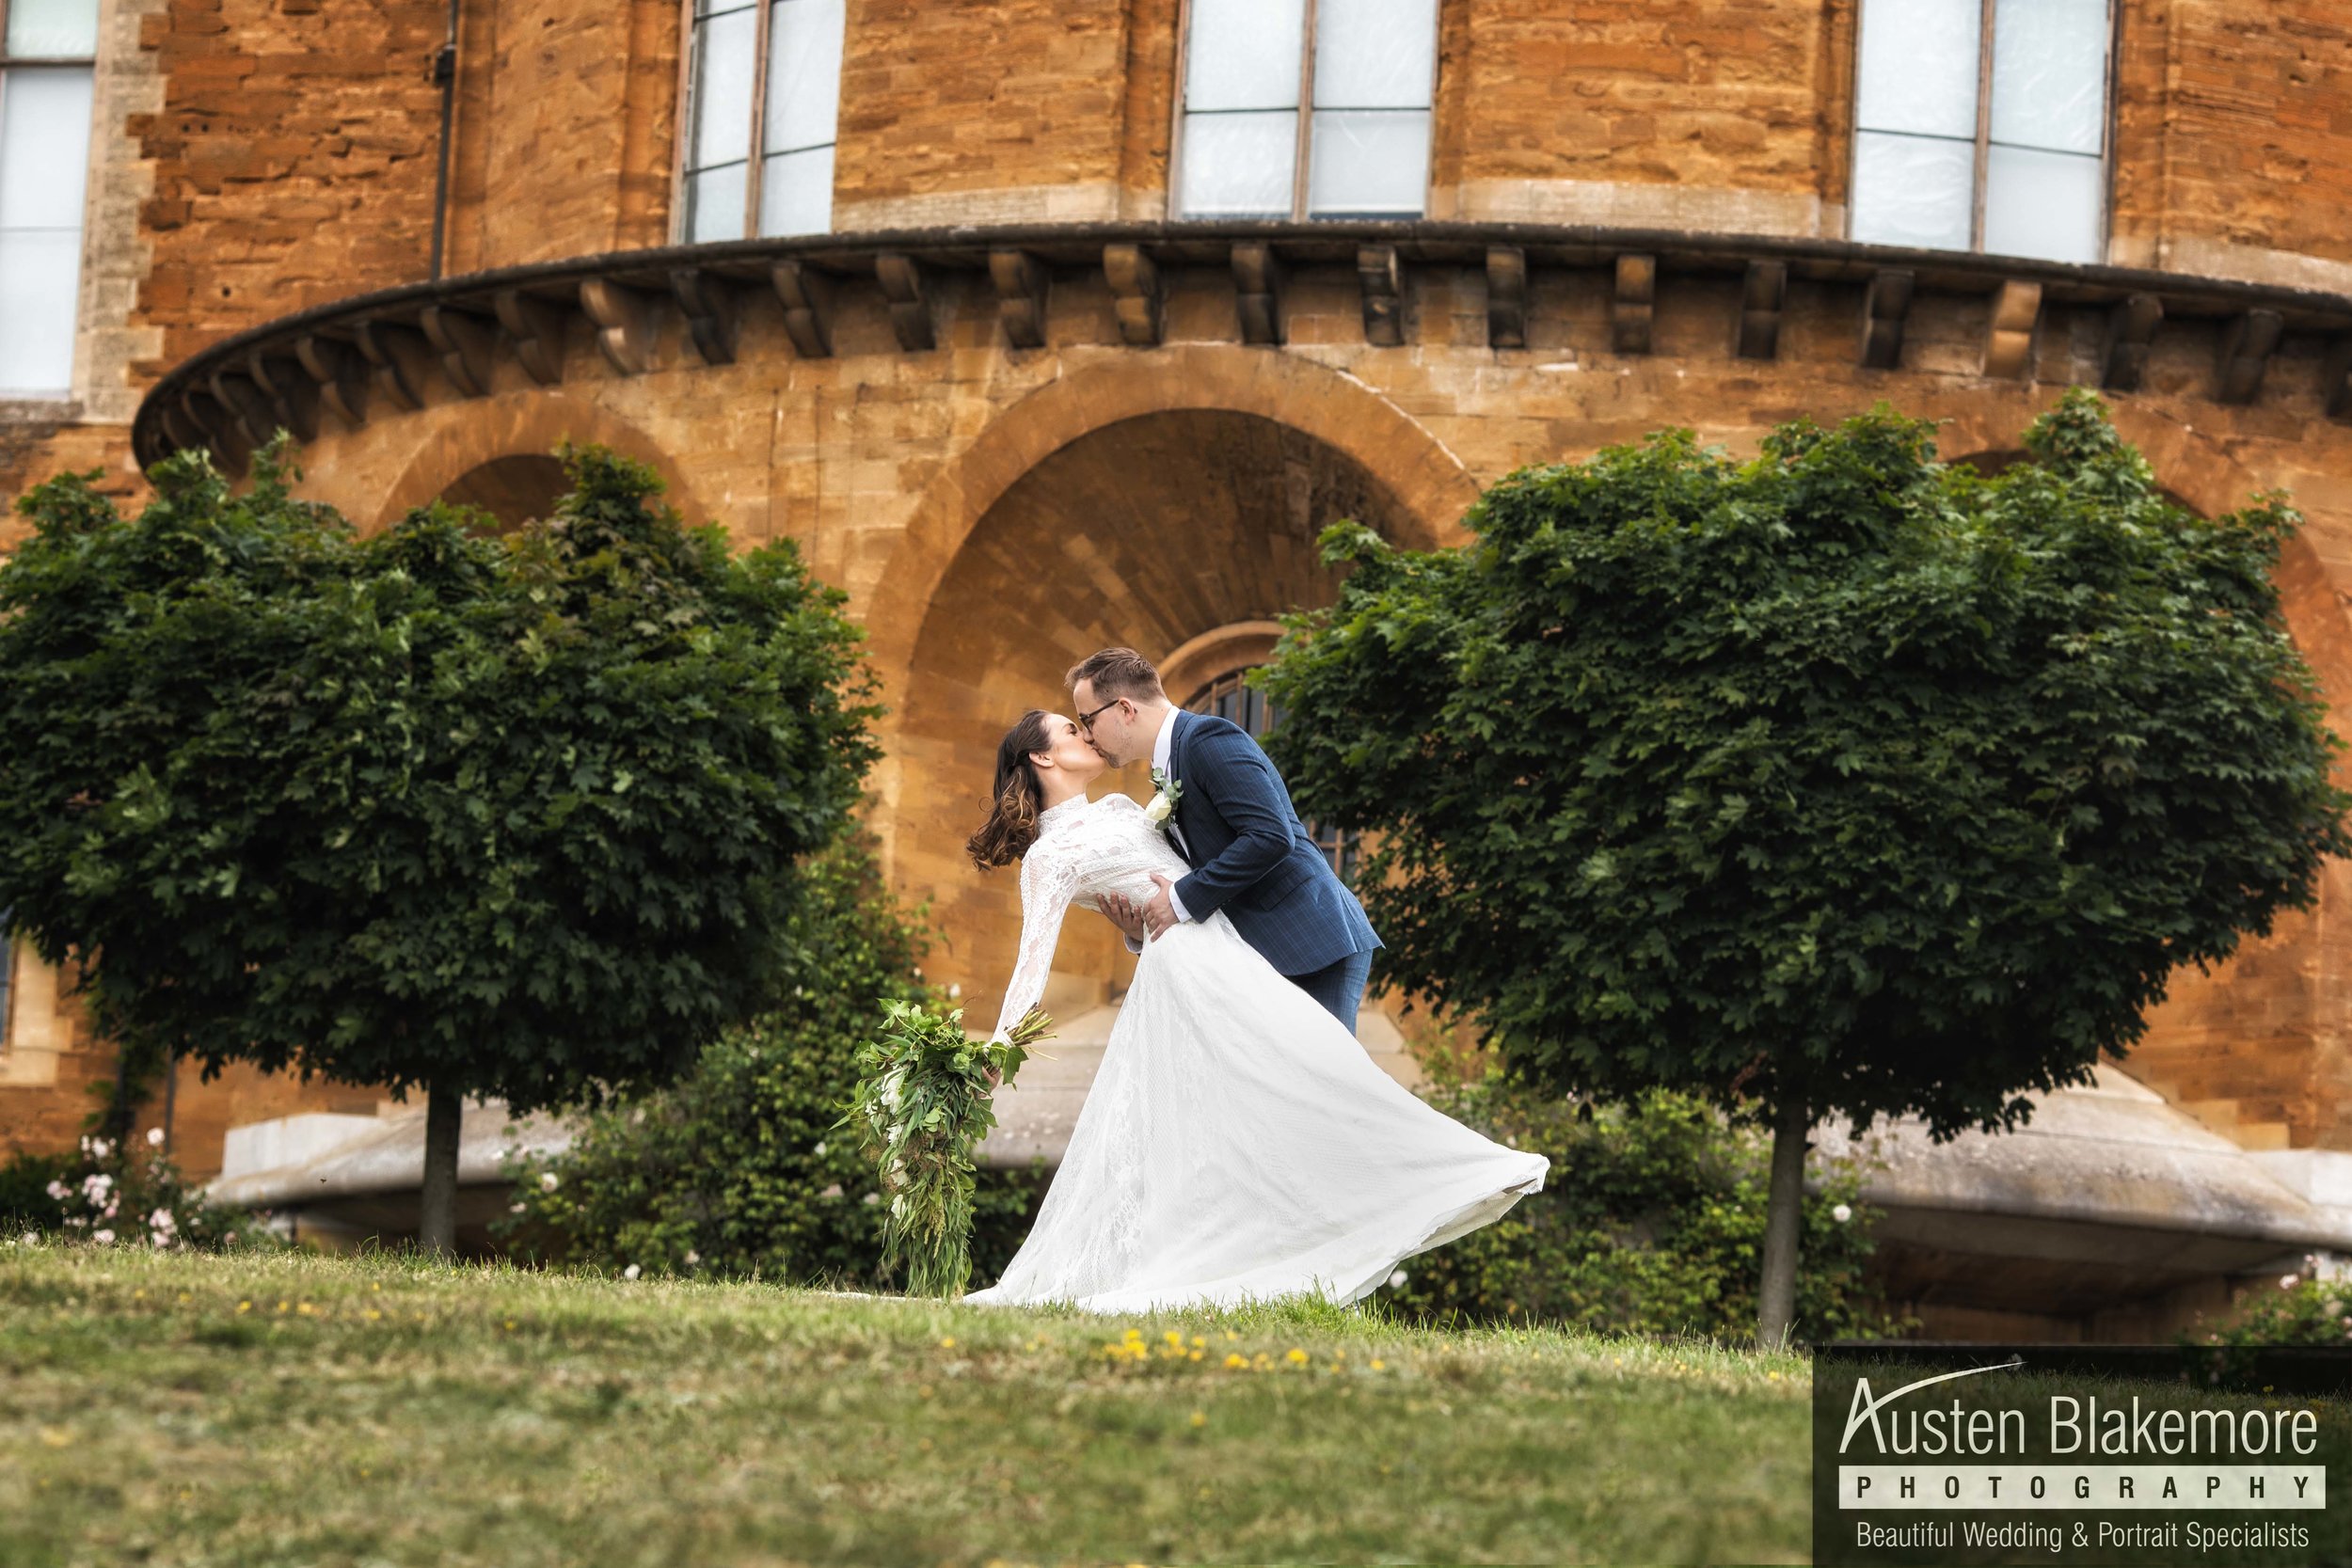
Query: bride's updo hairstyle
967 707 1056 870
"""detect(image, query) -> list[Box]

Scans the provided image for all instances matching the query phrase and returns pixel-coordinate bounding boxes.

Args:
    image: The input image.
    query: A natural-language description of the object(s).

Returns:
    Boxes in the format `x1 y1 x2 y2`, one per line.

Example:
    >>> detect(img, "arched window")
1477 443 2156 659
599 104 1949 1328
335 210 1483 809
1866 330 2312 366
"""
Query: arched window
1849 0 2112 264
1173 0 1438 221
1185 670 1362 884
0 0 97 395
678 0 844 242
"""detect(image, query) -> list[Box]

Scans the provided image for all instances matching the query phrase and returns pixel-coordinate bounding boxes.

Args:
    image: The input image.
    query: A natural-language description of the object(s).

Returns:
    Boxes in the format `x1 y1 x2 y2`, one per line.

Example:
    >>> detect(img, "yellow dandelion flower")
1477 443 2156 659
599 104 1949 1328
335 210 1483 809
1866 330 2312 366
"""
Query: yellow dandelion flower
133 1290 144 1299
1223 1353 1248 1370
236 1301 251 1314
1190 1335 1205 1349
176 1292 189 1303
364 1308 382 1321
276 1301 290 1313
1370 1358 1387 1371
1285 1347 1309 1365
1122 1327 1143 1342
939 1336 956 1349
1189 1410 1207 1428
1224 1329 1239 1340
296 1303 317 1315
1164 1329 1183 1346
1188 1350 1202 1361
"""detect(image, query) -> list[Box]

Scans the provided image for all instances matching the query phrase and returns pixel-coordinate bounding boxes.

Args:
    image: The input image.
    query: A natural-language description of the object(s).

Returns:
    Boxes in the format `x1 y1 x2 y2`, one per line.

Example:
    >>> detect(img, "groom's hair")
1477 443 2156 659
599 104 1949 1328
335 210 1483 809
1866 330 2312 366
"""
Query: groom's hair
1065 646 1165 703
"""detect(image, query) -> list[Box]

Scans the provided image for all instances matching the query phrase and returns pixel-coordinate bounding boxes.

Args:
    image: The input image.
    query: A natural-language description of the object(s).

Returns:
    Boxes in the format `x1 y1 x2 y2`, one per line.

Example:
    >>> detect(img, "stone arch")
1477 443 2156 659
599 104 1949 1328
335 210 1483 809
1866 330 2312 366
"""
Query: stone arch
861 345 1482 710
366 391 714 535
888 393 1452 1032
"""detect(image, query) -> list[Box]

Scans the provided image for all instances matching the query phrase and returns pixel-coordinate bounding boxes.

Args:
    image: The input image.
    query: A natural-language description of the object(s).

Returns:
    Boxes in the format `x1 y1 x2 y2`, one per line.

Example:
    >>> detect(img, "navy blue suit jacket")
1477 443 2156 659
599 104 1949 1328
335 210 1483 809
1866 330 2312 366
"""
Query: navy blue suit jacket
1165 708 1380 976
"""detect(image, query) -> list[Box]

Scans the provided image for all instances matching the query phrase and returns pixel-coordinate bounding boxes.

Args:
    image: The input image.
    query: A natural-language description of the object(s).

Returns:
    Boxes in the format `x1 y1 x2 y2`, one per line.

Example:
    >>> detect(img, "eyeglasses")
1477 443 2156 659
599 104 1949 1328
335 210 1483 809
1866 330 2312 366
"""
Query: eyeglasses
1075 696 1128 734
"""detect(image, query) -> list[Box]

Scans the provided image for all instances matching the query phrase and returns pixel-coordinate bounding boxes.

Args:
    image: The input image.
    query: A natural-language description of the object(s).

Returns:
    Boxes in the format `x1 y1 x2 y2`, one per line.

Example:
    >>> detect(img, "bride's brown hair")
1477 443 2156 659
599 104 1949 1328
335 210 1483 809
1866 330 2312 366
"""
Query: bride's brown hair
967 708 1056 869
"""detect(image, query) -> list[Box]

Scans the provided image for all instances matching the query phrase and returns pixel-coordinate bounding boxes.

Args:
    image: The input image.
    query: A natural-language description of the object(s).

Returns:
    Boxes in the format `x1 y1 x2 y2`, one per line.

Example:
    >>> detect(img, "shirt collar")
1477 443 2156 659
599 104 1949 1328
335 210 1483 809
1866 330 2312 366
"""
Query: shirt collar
1152 707 1176 775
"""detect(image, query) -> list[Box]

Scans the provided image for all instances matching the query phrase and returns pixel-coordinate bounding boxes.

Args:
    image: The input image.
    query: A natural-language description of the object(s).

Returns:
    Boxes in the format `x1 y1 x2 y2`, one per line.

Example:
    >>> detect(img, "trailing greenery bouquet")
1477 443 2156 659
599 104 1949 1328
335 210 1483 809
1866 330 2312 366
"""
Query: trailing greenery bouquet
836 999 1054 1296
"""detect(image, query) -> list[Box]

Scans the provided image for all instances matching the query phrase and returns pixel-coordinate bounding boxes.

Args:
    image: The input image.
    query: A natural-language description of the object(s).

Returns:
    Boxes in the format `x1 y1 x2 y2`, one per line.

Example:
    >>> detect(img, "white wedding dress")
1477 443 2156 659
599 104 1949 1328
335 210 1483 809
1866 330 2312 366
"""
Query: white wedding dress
961 790 1549 1314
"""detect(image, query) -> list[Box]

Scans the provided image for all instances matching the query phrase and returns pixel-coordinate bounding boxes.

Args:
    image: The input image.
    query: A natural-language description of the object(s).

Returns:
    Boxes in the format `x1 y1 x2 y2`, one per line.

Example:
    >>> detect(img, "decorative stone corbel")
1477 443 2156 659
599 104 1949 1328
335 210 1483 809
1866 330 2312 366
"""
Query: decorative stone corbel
1860 269 1915 371
769 261 834 358
420 304 500 395
1358 245 1404 347
493 288 571 385
1981 279 2042 380
1486 246 1527 349
2103 293 2162 391
2217 308 2283 405
668 267 741 366
1232 243 1283 346
990 249 1050 350
579 278 660 375
874 252 935 352
352 317 437 410
1737 260 1786 360
1104 244 1163 347
295 333 369 426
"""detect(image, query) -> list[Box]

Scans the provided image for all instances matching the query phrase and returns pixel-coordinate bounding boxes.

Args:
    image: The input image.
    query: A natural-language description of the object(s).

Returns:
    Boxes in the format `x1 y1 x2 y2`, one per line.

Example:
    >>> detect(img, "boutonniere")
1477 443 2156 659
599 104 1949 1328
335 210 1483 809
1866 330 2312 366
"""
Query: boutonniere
1144 767 1184 831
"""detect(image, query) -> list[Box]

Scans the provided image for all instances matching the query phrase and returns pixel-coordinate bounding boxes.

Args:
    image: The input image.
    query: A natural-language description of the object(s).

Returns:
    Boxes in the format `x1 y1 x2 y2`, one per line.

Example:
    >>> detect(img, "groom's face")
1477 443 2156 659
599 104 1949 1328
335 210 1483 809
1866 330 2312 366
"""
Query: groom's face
1072 677 1143 767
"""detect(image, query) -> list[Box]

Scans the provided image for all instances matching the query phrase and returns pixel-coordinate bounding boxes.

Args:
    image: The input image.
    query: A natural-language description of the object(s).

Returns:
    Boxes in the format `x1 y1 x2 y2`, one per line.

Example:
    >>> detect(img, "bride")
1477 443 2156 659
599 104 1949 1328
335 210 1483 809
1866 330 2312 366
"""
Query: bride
958 706 1549 1314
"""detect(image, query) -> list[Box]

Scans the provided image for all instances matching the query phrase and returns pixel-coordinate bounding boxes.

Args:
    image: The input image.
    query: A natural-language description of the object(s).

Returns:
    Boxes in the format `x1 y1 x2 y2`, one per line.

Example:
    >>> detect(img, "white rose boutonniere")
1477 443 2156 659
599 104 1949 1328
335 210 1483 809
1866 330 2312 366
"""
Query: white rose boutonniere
1144 767 1184 831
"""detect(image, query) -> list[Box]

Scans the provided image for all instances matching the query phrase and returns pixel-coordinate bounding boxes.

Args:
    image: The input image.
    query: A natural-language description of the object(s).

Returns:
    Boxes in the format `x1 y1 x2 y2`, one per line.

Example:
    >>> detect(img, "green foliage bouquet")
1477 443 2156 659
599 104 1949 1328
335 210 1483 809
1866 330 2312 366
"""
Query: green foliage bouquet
837 1001 1052 1296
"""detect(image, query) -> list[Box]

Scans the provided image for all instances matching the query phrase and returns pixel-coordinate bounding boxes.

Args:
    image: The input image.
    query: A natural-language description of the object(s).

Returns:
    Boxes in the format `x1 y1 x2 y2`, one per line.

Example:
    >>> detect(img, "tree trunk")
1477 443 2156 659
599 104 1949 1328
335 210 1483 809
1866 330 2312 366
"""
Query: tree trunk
418 1084 463 1259
1756 1088 1809 1350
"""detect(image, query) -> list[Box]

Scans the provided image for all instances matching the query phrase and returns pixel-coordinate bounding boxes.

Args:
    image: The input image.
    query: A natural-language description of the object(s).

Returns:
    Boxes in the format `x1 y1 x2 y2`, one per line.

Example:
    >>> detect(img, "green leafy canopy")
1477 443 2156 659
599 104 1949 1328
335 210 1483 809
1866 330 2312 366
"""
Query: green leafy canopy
0 433 881 1117
1254 389 2352 1139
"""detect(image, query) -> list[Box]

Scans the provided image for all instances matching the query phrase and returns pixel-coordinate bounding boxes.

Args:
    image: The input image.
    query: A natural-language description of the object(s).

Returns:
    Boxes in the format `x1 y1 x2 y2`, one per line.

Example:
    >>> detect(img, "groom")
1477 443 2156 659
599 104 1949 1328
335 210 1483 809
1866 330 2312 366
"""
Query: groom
1067 647 1383 1035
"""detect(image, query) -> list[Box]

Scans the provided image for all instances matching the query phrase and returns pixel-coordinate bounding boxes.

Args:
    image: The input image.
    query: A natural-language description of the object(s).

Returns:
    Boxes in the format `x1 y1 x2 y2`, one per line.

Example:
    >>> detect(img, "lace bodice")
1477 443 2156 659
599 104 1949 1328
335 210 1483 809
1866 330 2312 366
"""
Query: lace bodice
990 793 1194 1042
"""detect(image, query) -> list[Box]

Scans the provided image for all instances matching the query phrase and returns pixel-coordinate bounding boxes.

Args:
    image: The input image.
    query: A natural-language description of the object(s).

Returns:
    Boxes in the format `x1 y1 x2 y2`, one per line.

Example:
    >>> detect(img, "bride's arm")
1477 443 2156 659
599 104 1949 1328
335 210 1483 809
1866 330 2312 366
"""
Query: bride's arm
989 841 1082 1043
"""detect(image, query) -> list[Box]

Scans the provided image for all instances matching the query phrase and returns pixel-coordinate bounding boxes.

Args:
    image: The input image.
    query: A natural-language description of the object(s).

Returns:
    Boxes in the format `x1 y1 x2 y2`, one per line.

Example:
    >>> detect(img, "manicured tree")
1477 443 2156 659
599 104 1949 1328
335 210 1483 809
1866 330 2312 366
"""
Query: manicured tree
0 434 879 1252
1255 390 2352 1346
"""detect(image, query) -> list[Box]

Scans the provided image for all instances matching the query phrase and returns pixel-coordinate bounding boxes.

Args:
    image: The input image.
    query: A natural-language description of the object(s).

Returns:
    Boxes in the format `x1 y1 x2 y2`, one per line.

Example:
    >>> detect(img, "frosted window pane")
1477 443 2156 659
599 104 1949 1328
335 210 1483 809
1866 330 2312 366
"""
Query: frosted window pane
1984 143 2102 262
1314 0 1437 110
0 228 79 394
7 0 100 58
1308 109 1430 215
1184 0 1306 112
1991 0 2106 155
1850 131 1975 251
689 8 758 172
765 0 844 156
1179 110 1297 215
686 162 748 242
758 145 834 237
1856 0 1982 139
0 67 93 230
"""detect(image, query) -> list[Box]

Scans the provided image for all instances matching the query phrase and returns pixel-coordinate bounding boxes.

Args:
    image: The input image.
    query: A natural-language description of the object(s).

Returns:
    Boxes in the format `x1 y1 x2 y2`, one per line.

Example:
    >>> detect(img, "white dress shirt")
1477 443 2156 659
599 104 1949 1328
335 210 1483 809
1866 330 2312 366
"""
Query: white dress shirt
1125 710 1189 950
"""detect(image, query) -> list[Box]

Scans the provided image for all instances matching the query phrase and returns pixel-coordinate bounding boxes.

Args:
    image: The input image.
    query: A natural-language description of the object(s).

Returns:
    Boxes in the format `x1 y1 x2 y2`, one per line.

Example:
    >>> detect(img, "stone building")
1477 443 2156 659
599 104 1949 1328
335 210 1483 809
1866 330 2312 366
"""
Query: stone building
7 0 2352 1336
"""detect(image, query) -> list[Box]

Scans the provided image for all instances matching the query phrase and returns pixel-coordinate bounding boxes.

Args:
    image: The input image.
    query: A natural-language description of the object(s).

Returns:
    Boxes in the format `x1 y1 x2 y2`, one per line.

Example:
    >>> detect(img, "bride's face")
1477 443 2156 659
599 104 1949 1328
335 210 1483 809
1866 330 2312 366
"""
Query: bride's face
1031 713 1107 787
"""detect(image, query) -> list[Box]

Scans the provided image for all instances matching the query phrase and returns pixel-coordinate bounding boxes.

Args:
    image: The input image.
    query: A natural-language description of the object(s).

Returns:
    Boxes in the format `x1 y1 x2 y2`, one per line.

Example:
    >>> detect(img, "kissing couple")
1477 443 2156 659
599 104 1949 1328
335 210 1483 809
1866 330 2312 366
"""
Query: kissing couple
958 646 1546 1314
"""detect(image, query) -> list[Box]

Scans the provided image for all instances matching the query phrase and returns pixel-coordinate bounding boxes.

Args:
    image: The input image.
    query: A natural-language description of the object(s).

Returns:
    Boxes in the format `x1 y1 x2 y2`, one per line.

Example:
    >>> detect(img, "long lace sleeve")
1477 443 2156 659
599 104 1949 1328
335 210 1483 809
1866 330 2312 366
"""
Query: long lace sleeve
991 838 1082 1043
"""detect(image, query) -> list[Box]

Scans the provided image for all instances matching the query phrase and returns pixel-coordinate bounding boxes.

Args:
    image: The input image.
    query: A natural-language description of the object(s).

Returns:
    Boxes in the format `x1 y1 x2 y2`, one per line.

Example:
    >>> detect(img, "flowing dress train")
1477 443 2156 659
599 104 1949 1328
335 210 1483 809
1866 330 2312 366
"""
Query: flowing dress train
961 792 1548 1313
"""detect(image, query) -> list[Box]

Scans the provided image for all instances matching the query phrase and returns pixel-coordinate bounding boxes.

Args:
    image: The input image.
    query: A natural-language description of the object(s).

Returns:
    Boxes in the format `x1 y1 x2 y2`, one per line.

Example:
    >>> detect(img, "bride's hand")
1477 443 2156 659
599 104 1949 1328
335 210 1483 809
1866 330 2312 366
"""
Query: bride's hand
1098 890 1147 943
984 1063 1003 1093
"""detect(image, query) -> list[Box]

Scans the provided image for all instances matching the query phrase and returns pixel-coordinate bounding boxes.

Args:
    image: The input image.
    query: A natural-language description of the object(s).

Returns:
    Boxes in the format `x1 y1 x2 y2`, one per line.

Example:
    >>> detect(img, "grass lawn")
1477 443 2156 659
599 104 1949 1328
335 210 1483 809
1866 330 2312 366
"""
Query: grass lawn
2 1237 1813 1567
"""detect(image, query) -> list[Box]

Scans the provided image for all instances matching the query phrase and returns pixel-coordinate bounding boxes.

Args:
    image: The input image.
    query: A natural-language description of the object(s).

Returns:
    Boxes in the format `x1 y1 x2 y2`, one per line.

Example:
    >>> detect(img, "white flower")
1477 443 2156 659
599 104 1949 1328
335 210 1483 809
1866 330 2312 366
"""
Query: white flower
812 1141 827 1157
623 1263 641 1280
18 1232 34 1246
92 1228 115 1244
818 1183 844 1199
1388 1269 1408 1290
1832 1203 1852 1224
861 1192 881 1207
44 1181 66 1201
947 983 961 1000
684 1250 699 1266
1142 792 1174 827
2283 1273 2302 1290
147 1128 166 1148
539 1172 560 1192
890 1193 908 1219
148 1208 175 1233
509 1202 527 1214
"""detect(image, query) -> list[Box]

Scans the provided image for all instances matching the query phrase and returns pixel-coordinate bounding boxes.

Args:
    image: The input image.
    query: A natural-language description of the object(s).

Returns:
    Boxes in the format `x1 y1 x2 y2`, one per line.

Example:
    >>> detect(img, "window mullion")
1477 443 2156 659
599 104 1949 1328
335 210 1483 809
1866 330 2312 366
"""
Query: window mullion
1291 0 1316 219
745 1 772 238
1971 0 1994 252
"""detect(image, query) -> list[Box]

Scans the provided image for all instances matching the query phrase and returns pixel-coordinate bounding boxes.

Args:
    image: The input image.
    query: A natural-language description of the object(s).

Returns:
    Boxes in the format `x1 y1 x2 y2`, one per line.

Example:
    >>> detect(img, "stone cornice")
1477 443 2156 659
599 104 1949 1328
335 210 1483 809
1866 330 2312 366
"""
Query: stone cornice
132 220 2352 475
